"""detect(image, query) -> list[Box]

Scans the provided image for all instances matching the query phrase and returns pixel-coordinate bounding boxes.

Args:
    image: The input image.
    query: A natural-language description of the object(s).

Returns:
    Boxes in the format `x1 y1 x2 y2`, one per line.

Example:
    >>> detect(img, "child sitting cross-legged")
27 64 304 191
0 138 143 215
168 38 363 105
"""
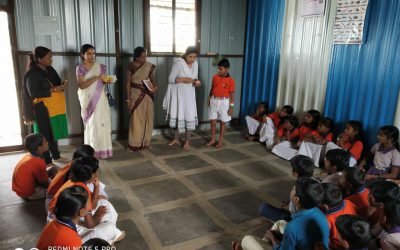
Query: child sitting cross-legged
245 101 268 141
259 105 294 148
359 125 400 183
297 117 335 167
234 178 329 250
272 110 320 160
48 156 125 244
12 133 58 200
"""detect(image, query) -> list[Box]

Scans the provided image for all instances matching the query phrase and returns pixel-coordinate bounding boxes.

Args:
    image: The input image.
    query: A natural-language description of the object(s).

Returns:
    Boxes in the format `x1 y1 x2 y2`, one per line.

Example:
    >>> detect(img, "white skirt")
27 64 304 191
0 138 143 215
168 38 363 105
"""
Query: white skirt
259 117 276 148
79 199 123 245
163 83 198 132
245 116 261 135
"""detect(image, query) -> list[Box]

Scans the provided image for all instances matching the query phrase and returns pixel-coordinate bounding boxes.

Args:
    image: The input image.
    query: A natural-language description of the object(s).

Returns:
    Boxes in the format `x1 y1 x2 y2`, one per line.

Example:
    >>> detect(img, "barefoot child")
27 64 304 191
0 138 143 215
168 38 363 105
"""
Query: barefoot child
259 105 293 147
207 58 235 148
245 102 268 141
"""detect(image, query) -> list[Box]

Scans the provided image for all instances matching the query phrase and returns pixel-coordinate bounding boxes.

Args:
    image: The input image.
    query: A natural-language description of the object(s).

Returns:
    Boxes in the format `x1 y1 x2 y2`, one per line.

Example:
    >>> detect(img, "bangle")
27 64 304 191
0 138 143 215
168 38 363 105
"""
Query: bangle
229 103 234 107
125 99 130 102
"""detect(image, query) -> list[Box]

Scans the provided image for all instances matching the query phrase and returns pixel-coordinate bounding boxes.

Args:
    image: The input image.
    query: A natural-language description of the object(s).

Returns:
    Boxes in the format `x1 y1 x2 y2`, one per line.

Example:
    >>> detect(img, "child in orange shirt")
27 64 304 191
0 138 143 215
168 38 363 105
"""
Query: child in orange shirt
48 156 124 244
321 183 358 250
297 117 335 167
46 144 95 211
271 116 299 159
326 121 364 167
308 117 335 144
340 168 370 219
37 186 88 250
12 133 56 200
297 109 320 143
267 105 294 129
259 105 293 147
272 110 320 160
207 58 235 148
245 102 268 141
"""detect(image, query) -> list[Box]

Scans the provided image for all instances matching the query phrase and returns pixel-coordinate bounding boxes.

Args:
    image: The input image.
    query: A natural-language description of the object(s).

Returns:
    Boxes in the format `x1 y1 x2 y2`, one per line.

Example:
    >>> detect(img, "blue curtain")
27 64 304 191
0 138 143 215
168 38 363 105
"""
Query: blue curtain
324 0 400 147
240 0 286 123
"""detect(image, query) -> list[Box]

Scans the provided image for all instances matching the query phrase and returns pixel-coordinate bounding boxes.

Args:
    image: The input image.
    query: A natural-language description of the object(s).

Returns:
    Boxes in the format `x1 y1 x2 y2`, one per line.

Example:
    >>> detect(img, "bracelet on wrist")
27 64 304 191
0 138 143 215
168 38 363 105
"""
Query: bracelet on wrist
229 103 234 107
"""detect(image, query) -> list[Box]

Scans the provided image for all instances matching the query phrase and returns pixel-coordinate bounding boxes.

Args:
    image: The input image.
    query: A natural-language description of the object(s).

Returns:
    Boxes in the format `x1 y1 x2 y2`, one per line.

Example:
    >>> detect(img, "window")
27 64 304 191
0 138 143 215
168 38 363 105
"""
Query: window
144 0 200 54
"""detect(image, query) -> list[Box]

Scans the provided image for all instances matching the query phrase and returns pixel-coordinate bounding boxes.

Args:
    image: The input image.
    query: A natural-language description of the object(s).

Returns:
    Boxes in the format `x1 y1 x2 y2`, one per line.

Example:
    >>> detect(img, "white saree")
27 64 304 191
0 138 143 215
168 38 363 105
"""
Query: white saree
76 63 113 159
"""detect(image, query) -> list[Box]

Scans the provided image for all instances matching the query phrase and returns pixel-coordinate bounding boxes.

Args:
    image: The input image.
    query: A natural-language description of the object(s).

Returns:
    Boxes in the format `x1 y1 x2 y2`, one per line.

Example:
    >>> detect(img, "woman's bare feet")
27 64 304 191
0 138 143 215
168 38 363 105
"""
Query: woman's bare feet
183 141 190 150
216 141 223 148
206 140 216 147
168 139 180 146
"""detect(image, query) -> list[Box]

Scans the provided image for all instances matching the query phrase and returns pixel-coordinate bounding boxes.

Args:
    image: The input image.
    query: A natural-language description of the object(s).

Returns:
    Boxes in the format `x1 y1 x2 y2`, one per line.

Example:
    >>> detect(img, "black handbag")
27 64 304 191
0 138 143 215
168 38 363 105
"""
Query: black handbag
105 84 115 107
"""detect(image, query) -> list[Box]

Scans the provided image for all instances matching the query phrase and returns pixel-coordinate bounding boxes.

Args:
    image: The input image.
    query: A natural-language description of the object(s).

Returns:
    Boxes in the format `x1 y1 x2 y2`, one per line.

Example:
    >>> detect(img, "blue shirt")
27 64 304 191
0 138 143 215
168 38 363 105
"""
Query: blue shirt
273 207 330 250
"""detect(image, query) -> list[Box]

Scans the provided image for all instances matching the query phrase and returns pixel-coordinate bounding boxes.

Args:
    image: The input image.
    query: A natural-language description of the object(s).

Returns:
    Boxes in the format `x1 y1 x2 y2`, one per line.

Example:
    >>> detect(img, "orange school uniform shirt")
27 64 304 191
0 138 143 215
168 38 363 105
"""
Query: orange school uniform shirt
277 127 299 141
47 162 72 197
267 112 282 128
48 180 92 214
12 154 48 198
211 74 235 98
36 219 82 250
298 124 313 141
326 200 358 250
310 130 333 142
344 186 370 219
341 139 363 160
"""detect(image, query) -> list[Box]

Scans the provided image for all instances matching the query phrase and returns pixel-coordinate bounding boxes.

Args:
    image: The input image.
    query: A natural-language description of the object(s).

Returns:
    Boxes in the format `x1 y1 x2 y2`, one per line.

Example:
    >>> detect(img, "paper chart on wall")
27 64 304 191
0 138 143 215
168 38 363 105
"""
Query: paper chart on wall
301 0 326 17
333 0 369 44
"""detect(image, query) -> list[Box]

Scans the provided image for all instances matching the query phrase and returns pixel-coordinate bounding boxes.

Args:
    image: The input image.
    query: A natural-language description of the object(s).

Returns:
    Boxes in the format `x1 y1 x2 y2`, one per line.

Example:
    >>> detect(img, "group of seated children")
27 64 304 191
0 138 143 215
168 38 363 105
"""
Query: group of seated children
11 133 125 249
233 149 400 250
246 103 400 182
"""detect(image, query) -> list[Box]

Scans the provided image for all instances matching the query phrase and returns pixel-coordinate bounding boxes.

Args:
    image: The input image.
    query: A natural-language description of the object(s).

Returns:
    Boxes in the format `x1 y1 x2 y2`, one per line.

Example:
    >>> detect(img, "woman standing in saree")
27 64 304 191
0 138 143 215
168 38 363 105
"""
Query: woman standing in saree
126 47 157 151
76 44 113 159
22 46 68 164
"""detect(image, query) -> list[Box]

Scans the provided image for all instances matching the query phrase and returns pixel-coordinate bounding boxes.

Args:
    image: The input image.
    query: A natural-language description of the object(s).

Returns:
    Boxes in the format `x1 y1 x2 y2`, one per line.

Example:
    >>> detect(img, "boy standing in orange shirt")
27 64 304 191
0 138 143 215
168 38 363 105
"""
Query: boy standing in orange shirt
207 58 235 148
12 133 52 199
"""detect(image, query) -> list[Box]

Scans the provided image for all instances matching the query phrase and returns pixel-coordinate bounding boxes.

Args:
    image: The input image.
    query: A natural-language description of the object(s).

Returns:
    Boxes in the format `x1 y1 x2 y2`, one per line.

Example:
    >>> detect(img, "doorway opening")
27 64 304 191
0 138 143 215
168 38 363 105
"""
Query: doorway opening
0 11 22 147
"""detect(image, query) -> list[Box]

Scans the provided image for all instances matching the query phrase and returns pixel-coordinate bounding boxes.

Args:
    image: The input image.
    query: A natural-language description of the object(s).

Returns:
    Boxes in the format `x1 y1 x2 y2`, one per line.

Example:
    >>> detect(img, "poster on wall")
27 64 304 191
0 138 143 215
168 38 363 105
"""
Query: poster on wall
302 0 326 17
333 0 369 44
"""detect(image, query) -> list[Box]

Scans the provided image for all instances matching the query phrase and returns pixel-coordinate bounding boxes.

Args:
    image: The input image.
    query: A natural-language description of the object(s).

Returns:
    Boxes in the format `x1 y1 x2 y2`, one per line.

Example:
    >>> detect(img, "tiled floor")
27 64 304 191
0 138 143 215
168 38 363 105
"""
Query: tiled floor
0 128 299 250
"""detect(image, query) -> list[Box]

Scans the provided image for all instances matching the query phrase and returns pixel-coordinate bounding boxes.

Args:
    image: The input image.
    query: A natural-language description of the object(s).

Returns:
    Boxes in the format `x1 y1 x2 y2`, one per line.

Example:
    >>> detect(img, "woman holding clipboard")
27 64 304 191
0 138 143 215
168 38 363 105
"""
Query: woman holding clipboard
126 47 157 151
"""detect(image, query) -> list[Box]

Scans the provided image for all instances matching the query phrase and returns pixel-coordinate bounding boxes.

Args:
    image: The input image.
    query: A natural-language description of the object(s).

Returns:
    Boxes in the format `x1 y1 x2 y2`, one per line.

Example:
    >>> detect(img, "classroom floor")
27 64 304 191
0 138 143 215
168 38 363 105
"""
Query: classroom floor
0 127 297 250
